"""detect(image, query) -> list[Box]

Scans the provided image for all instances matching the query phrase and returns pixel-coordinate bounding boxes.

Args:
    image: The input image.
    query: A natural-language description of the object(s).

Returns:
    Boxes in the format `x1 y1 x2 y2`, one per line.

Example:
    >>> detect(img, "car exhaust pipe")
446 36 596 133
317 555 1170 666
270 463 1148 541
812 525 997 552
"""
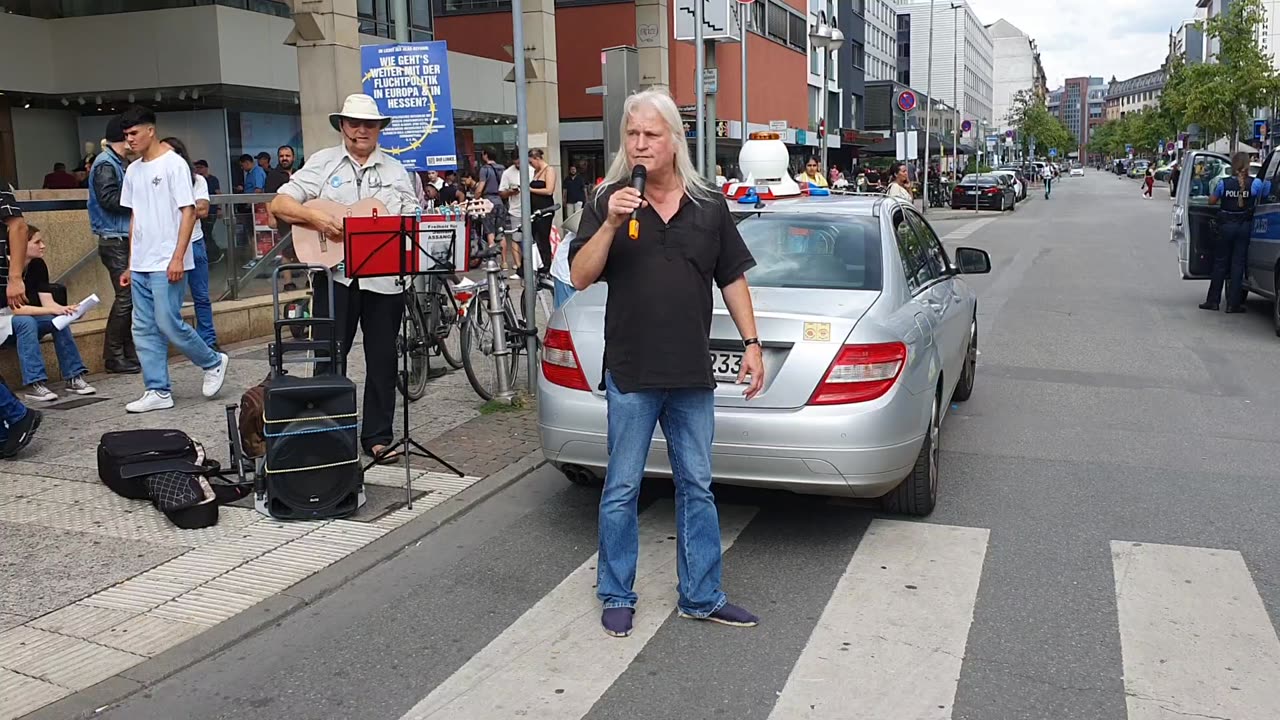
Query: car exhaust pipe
559 463 601 487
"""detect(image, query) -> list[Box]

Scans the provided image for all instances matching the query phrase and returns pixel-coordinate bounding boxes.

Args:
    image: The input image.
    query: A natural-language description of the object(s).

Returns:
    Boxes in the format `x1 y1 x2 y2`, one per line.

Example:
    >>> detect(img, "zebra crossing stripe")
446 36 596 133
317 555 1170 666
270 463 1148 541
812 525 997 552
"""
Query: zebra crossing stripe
768 520 989 719
1112 541 1280 720
398 500 758 720
942 216 997 242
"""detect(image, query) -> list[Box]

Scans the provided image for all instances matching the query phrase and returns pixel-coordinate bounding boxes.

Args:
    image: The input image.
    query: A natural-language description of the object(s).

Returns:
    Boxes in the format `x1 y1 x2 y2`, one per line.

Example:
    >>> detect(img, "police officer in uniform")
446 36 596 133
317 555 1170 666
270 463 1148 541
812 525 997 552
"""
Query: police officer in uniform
1201 152 1263 313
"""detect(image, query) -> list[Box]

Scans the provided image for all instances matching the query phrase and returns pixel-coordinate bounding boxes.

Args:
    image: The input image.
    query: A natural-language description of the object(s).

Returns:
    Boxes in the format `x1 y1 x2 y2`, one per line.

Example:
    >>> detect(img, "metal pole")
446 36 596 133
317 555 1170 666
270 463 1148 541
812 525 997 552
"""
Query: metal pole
951 4 958 182
922 0 934 214
392 0 409 41
705 41 717 182
741 5 749 149
512 0 537 396
695 0 706 177
820 46 828 172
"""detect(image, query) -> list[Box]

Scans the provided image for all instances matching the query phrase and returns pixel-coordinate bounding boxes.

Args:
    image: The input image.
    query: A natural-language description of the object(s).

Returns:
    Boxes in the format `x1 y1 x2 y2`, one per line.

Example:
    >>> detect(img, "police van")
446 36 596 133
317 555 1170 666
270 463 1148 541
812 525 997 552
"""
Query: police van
1172 149 1280 336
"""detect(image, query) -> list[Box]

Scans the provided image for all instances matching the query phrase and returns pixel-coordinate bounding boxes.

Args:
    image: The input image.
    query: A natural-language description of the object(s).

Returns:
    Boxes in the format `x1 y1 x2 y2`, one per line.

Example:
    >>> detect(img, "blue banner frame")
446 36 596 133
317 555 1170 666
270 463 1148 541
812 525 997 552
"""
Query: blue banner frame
361 40 458 171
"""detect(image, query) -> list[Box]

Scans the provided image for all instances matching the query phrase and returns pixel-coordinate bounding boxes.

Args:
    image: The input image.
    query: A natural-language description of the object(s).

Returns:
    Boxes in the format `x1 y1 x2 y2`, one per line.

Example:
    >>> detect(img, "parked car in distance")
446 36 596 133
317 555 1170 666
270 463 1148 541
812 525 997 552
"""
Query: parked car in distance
1128 160 1151 178
952 174 1017 211
1070 167 1085 177
995 167 1028 200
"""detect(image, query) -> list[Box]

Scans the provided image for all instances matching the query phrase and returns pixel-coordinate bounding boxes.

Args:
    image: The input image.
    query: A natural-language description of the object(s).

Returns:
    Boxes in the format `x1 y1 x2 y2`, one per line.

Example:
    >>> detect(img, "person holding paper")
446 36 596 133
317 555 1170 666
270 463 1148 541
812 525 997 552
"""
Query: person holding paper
6 225 95 402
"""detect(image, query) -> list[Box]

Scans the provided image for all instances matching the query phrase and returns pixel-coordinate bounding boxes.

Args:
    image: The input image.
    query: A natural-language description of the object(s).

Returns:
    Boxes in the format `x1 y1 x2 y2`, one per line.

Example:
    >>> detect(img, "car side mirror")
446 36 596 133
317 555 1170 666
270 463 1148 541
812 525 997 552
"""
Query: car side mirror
954 247 991 274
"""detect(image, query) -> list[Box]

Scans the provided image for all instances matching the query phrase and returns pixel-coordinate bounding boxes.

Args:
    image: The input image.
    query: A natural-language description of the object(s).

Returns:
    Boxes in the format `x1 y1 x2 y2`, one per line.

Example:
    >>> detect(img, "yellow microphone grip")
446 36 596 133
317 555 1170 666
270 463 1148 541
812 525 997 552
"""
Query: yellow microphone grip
628 218 639 240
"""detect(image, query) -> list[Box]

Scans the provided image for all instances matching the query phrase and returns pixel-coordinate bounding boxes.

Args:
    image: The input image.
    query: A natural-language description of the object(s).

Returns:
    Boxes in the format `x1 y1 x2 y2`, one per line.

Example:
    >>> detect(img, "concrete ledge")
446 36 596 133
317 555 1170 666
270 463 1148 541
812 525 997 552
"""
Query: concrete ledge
1 290 307 389
36 450 546 720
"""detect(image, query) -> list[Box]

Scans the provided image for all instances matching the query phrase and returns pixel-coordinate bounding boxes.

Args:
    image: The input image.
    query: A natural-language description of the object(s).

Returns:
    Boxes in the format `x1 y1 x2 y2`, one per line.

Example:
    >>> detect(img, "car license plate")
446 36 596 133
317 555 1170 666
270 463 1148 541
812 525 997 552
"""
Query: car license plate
711 351 744 383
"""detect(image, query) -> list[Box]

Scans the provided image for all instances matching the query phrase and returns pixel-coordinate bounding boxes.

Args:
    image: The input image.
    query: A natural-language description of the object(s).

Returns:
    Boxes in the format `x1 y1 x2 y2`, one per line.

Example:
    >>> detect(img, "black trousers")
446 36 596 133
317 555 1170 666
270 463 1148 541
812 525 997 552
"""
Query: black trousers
312 277 404 453
532 214 553 270
1206 219 1251 308
96 237 138 364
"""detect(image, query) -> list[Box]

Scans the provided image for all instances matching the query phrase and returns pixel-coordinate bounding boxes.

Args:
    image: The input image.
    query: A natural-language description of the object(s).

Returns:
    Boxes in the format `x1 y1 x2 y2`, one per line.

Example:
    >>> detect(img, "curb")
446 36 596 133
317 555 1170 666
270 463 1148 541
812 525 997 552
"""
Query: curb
24 450 548 720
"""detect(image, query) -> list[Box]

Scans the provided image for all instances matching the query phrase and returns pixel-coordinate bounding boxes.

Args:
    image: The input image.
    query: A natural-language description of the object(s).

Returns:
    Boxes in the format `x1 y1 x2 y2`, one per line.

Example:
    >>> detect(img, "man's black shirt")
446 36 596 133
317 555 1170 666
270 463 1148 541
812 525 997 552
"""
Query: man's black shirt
569 183 755 393
564 174 587 204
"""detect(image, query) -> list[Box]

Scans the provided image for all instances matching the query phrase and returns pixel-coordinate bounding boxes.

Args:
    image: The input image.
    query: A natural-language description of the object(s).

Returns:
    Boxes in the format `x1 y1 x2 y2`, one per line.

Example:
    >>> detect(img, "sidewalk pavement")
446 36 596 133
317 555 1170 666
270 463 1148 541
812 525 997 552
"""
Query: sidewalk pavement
0 334 543 720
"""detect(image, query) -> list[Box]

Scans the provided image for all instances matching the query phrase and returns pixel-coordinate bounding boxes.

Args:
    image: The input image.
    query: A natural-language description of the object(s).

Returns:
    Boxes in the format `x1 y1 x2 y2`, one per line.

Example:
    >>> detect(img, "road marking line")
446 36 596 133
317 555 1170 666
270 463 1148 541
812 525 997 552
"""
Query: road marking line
399 500 757 720
1112 541 1280 720
767 520 989 720
941 216 998 242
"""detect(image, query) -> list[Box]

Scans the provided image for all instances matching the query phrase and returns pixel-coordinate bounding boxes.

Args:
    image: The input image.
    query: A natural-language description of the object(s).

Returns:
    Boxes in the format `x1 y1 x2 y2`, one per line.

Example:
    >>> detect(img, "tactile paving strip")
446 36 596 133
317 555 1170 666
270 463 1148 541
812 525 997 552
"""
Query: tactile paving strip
0 668 69 719
26 604 135 639
92 614 205 657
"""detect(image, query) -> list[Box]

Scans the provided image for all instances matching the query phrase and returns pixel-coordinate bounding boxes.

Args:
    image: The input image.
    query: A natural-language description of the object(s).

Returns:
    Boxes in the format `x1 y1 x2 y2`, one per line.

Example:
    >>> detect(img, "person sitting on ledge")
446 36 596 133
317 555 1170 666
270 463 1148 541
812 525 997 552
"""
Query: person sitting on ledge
5 224 96 402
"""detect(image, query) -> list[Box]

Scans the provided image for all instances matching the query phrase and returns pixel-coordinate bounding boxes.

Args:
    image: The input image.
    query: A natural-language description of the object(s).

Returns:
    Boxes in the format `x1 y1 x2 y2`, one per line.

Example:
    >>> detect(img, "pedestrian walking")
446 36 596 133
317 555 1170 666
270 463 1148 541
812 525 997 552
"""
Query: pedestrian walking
162 137 220 352
569 87 764 638
1142 168 1154 199
117 106 229 413
1200 152 1262 314
88 115 140 374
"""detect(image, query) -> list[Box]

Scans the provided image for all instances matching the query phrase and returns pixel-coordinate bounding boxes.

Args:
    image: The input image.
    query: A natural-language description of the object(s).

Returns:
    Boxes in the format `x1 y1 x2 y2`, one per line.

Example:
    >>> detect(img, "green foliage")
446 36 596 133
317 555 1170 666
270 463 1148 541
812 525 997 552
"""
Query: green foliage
1005 88 1075 160
1160 0 1280 150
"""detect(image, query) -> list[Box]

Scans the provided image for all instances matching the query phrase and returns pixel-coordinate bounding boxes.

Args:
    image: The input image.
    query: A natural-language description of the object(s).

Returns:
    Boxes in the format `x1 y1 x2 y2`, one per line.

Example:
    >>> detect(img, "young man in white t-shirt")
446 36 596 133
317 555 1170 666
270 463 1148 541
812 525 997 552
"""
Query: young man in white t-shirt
499 156 524 279
118 107 229 413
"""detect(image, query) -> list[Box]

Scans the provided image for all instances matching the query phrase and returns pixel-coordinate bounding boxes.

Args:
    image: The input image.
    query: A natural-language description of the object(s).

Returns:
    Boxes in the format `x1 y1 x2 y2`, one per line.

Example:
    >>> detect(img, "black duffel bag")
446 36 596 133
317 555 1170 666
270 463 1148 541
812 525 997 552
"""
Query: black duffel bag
98 429 199 500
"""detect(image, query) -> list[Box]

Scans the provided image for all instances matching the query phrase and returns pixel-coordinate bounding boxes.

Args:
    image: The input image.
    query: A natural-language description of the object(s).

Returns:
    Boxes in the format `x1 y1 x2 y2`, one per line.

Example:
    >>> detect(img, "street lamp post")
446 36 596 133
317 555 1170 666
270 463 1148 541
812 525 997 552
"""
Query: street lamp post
808 9 843 174
922 0 935 214
951 3 961 181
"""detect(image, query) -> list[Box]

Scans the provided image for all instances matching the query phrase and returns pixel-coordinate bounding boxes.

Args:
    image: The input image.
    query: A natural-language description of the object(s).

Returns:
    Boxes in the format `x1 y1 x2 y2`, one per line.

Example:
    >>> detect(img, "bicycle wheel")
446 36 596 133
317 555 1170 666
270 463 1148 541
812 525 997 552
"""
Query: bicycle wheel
432 290 465 370
461 288 520 402
402 297 431 402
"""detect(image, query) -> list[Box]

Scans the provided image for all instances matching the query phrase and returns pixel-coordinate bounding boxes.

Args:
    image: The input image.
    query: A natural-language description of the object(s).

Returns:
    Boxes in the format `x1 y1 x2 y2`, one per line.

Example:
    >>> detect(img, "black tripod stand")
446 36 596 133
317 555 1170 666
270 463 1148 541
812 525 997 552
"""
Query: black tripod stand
345 214 464 509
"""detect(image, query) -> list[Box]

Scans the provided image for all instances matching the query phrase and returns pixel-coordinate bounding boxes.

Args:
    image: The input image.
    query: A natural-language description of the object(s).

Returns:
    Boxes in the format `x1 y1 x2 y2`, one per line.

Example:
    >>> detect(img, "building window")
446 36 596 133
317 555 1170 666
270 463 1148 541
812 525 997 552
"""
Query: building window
363 0 433 37
851 41 865 69
789 11 806 52
767 0 789 44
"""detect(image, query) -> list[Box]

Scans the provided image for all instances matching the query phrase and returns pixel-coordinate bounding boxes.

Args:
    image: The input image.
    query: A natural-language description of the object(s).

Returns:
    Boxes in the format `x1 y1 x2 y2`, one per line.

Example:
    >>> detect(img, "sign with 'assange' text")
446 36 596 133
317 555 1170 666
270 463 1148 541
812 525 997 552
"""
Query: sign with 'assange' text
361 41 458 171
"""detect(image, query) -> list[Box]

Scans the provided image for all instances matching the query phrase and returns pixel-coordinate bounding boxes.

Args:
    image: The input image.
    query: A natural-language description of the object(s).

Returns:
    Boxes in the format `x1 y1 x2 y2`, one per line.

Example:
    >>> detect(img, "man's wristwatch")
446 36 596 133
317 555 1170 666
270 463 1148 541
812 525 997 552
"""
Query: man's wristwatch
743 337 760 350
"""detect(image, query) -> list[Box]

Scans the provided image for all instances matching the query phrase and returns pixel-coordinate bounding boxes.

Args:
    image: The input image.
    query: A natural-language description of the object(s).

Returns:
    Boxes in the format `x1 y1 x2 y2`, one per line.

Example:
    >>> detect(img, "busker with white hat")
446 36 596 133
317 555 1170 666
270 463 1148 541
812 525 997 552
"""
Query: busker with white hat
268 93 420 464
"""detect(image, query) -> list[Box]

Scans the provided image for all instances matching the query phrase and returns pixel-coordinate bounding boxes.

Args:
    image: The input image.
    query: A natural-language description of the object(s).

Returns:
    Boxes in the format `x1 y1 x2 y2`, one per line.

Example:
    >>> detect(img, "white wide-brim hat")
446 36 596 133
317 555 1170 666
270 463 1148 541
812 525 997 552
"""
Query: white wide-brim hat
329 93 392 131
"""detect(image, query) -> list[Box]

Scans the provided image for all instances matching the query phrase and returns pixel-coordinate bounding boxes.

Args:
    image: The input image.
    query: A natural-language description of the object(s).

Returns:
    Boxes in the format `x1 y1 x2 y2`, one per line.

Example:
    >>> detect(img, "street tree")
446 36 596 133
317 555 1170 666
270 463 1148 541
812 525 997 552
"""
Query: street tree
1005 89 1074 160
1161 0 1280 151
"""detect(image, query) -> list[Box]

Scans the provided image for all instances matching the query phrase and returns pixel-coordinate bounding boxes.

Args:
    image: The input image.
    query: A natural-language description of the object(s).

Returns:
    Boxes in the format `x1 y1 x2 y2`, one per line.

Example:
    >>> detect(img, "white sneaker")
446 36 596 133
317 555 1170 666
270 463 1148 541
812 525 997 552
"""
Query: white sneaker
66 375 96 395
24 382 57 403
202 352 229 398
510 273 521 281
126 390 174 413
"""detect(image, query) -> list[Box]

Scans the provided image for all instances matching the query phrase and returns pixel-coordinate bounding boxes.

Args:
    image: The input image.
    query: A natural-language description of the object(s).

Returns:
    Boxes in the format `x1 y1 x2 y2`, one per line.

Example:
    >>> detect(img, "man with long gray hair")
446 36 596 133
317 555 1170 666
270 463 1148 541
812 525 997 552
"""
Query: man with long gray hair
569 88 765 637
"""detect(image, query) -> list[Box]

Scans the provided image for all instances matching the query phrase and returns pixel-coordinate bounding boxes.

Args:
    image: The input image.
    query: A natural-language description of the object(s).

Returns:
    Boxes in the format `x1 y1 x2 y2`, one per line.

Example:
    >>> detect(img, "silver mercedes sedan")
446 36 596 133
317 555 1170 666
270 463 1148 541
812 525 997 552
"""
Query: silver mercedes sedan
537 194 992 516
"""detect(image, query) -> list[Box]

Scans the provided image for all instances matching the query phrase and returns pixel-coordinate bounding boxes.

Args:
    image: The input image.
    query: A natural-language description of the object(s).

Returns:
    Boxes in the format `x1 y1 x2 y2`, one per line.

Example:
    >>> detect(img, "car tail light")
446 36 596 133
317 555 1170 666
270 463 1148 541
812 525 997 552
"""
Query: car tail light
985 187 1001 195
454 291 473 318
542 327 591 391
808 342 907 405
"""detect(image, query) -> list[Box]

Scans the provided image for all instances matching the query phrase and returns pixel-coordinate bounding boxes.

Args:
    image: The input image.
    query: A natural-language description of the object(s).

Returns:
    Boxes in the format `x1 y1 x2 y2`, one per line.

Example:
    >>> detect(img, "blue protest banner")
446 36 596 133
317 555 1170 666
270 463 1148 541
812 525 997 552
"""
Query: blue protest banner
360 40 458 171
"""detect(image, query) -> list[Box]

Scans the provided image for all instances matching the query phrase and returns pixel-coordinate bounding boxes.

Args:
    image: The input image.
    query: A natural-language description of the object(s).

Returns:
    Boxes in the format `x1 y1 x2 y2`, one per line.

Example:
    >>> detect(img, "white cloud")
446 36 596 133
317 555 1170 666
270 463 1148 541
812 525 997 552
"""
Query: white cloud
963 0 1189 86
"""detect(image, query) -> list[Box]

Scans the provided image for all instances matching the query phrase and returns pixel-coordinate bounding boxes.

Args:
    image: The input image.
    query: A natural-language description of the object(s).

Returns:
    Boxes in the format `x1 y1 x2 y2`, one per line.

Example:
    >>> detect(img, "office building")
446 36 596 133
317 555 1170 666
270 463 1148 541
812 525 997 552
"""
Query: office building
988 19 1045 132
864 0 900 82
1104 70 1165 121
896 0 995 126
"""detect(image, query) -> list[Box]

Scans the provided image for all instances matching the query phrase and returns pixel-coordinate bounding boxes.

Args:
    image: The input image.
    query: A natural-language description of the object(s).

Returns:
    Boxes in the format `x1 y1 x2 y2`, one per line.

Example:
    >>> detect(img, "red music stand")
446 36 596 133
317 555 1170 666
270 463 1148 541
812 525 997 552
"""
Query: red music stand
339 212 464 507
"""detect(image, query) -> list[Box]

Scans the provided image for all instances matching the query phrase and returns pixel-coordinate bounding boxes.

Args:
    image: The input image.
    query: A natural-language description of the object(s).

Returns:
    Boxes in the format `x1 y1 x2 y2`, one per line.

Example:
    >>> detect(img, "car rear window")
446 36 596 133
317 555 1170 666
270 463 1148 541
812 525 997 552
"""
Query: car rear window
732 213 883 291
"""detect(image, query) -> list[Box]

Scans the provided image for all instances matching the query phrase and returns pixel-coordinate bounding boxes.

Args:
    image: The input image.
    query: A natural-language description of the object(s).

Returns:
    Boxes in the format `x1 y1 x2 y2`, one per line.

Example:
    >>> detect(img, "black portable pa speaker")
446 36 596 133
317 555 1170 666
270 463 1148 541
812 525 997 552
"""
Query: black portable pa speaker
256 264 365 521
261 373 364 520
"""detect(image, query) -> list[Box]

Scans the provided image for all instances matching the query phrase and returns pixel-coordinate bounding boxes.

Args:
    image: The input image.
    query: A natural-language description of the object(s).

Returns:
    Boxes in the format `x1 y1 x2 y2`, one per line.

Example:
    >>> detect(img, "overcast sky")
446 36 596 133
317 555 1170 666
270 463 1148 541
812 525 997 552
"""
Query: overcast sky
964 0 1193 87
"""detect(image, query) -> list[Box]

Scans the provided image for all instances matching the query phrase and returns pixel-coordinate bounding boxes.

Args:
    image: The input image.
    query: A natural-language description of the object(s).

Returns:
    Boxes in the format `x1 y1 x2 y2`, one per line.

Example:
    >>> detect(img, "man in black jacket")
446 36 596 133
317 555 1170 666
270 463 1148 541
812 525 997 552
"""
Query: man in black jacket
87 116 140 374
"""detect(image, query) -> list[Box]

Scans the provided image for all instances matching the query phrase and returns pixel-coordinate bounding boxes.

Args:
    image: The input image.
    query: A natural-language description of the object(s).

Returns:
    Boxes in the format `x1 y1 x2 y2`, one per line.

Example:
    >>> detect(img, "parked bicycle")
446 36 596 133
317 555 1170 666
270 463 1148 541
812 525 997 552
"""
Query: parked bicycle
401 199 492 401
460 204 560 401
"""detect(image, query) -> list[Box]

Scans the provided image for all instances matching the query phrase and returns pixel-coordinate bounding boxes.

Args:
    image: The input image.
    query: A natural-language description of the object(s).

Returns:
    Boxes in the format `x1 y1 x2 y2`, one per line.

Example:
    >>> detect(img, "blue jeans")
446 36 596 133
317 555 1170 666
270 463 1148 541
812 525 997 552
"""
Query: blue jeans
187 240 218 348
552 278 576 310
131 270 220 393
8 315 88 385
597 371 726 617
0 383 28 445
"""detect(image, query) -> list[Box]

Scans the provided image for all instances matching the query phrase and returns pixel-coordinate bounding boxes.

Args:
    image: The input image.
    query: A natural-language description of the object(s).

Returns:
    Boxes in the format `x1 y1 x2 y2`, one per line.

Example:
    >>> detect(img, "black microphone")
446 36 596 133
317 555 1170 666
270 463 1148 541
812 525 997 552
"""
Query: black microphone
628 165 646 240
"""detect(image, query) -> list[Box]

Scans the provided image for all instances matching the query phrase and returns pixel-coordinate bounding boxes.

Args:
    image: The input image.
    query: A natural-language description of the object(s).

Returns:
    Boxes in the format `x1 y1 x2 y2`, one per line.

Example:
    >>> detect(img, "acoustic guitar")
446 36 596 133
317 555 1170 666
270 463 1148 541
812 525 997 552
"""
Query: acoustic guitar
292 197 496 268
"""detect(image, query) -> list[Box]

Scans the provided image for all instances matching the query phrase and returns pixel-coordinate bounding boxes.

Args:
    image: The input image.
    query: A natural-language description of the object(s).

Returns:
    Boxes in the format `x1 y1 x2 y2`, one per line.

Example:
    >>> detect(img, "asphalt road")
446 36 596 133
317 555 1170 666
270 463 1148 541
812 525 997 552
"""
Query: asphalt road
82 171 1280 720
